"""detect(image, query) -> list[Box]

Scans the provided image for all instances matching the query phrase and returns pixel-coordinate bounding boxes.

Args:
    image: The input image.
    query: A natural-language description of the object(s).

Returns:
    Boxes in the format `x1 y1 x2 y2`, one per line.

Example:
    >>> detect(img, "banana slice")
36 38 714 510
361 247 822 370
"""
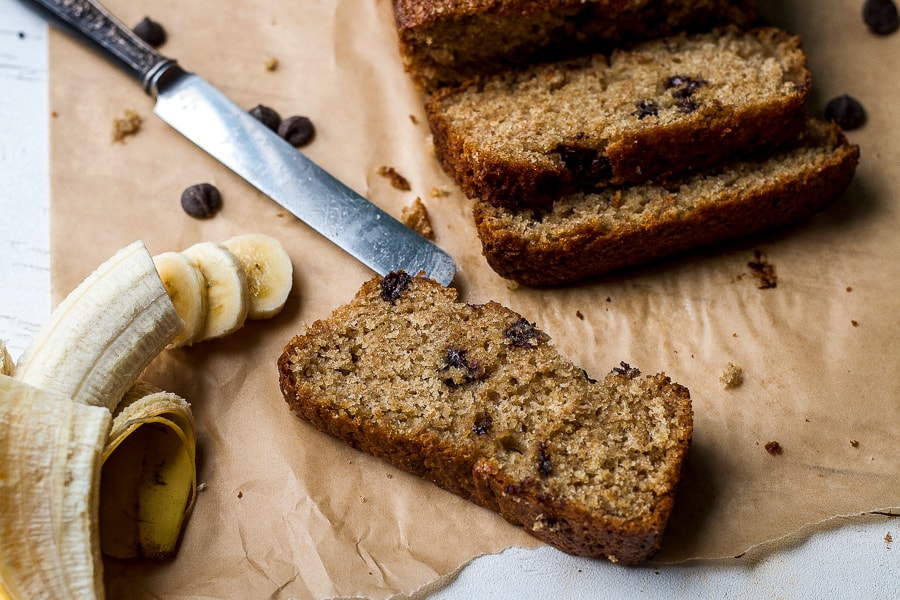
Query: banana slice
222 233 294 319
100 381 197 559
153 251 208 347
0 375 111 600
0 339 13 375
14 240 183 412
182 242 249 341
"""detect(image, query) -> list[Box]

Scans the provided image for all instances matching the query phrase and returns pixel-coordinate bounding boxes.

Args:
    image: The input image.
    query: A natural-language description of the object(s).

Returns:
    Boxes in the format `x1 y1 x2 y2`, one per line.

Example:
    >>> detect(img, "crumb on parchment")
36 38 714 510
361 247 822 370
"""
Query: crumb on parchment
400 197 435 240
720 362 744 389
112 109 142 143
379 166 412 191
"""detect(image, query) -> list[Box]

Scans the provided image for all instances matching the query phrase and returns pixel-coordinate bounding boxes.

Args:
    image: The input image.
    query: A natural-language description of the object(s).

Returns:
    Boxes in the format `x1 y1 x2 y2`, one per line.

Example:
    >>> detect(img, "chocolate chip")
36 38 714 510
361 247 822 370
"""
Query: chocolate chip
537 444 552 477
278 115 316 147
612 361 641 378
248 104 282 132
635 99 659 119
180 183 222 219
504 318 546 348
863 0 900 35
471 412 493 436
663 76 706 113
133 17 166 47
556 145 613 181
379 271 412 303
825 94 867 130
444 347 484 381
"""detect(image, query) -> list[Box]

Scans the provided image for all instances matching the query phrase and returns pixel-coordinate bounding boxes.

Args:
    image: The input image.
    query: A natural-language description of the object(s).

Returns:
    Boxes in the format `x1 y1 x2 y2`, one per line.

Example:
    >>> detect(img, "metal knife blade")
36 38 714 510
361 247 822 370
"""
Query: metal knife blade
26 0 456 286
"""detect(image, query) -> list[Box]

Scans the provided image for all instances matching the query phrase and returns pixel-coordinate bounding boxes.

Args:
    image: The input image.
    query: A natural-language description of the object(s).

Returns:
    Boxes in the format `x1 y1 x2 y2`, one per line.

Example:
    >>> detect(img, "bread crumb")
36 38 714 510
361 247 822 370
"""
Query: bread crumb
850 439 859 448
237 490 243 499
720 362 744 389
264 57 279 71
575 310 584 320
886 532 893 548
846 286 853 292
409 114 419 125
378 166 411 191
400 197 435 239
429 186 450 198
851 320 859 327
764 441 783 455
112 109 142 143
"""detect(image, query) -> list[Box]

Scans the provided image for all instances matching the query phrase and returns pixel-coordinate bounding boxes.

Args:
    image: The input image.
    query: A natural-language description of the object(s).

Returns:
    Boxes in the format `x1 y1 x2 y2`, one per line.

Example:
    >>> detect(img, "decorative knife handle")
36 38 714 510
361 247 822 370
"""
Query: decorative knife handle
25 0 183 94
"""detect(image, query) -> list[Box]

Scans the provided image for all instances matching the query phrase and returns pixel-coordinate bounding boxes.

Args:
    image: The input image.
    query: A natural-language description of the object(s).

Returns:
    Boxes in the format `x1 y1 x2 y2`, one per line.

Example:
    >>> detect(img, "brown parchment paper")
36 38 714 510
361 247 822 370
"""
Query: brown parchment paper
46 0 899 597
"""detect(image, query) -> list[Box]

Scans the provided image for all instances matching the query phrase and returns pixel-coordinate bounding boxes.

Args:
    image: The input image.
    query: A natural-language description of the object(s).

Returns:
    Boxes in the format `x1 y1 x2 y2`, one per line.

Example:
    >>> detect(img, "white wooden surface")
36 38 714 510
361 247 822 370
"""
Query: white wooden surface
1 1 897 597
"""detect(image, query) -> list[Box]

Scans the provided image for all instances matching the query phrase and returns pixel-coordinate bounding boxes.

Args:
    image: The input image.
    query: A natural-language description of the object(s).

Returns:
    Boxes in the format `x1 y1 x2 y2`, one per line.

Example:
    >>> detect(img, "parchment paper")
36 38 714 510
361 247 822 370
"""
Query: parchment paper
45 0 899 597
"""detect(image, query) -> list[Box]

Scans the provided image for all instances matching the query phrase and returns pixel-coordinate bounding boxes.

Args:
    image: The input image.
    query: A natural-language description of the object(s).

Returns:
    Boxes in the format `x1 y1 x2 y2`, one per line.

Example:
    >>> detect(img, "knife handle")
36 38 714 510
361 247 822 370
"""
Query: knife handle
25 0 183 94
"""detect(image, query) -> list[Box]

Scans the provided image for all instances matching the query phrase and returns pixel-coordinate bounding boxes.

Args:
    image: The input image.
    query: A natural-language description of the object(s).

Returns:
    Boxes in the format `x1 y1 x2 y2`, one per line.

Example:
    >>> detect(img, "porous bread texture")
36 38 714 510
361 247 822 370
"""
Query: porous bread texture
474 119 860 286
427 26 812 209
278 273 693 564
393 0 757 91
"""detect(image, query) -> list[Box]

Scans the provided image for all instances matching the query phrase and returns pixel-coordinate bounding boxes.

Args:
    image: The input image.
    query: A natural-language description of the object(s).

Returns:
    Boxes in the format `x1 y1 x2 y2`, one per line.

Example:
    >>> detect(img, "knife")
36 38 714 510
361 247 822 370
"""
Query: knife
25 0 457 286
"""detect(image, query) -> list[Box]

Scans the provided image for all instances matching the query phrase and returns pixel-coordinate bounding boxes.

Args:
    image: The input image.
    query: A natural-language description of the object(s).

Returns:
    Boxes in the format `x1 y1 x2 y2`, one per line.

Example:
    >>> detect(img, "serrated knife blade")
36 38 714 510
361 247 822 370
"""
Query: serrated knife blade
27 0 456 286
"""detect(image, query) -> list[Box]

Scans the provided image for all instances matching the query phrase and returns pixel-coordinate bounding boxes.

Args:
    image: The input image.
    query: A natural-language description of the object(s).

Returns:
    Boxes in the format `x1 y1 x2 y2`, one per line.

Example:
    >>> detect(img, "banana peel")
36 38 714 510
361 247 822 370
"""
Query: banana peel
0 375 111 600
0 340 13 376
100 382 197 560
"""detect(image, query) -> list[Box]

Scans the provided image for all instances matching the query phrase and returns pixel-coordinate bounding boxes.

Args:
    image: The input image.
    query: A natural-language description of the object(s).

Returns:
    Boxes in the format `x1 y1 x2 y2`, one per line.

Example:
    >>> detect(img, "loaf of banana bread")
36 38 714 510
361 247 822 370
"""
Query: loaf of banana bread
427 26 812 209
393 0 756 91
278 272 693 563
473 119 860 286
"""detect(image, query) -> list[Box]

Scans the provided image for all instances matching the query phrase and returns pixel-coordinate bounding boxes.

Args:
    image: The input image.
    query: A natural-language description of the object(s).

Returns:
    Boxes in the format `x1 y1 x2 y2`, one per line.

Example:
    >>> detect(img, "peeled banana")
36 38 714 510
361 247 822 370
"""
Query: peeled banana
222 233 293 319
14 240 183 412
153 251 208 348
0 375 112 600
100 381 197 559
182 242 250 342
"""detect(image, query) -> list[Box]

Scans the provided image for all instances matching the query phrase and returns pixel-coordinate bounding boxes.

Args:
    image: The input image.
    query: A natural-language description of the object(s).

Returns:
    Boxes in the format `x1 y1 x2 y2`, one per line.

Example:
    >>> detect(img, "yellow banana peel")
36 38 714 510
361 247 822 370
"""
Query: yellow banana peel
100 382 198 560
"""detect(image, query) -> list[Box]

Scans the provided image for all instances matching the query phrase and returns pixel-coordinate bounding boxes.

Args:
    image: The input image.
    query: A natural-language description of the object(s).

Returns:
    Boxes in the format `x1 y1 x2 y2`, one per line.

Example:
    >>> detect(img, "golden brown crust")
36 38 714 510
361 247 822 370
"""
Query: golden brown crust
393 0 757 91
473 120 860 286
426 27 811 209
278 275 693 563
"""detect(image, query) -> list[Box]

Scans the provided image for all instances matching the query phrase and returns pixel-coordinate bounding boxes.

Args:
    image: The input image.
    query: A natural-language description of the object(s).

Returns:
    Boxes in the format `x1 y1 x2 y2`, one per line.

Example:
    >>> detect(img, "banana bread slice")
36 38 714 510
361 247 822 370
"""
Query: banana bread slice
474 119 860 286
278 273 693 564
427 26 811 209
393 0 756 92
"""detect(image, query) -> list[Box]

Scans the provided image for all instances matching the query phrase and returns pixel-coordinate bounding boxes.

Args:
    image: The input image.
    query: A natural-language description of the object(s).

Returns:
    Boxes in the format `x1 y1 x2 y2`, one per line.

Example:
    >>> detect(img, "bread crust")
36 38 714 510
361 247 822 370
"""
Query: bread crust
393 0 757 91
473 120 860 286
278 275 693 563
427 27 812 209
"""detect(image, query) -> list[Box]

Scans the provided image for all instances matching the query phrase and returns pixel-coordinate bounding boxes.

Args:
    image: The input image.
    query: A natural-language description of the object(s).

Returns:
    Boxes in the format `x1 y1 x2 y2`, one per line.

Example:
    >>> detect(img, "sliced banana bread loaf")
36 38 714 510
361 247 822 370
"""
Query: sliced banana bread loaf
473 119 860 286
427 26 812 209
393 0 756 91
278 273 693 564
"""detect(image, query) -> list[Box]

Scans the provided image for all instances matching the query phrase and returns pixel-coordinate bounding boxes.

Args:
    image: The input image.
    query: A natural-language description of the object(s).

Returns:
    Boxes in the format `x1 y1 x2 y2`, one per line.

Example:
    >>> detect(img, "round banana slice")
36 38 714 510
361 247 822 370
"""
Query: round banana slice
153 251 208 347
222 233 294 319
181 242 249 341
